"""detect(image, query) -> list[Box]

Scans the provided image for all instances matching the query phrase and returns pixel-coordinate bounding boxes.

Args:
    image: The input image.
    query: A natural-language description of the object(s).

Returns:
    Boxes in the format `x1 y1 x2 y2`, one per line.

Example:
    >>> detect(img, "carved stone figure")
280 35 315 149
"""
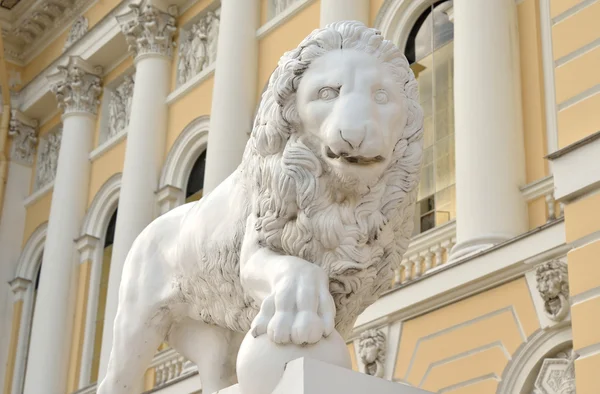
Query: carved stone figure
176 8 220 86
274 0 295 16
358 329 386 377
9 110 38 166
97 21 423 394
63 16 88 51
34 128 62 190
533 348 577 394
536 260 570 322
107 75 135 139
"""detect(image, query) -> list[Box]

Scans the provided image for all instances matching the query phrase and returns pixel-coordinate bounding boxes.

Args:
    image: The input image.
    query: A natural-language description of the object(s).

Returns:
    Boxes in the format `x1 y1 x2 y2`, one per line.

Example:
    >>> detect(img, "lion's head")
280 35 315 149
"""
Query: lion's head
242 21 423 335
536 260 570 321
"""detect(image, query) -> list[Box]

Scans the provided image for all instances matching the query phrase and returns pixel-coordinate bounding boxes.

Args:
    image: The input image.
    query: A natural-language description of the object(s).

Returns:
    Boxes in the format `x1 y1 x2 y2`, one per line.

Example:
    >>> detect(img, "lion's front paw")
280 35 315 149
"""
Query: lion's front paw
250 265 336 345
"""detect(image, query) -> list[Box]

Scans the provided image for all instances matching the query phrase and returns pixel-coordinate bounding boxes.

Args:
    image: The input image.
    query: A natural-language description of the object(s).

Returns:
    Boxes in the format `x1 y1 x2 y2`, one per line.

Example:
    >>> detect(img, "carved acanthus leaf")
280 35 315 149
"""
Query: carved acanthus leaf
47 56 103 115
8 110 39 166
358 329 386 378
535 260 570 322
107 75 135 140
116 2 178 58
63 16 88 51
177 8 220 86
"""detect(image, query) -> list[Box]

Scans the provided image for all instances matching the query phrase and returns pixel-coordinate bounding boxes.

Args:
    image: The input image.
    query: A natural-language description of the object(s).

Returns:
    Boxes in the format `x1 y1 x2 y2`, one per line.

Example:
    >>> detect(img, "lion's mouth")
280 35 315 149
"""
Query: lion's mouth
325 147 384 165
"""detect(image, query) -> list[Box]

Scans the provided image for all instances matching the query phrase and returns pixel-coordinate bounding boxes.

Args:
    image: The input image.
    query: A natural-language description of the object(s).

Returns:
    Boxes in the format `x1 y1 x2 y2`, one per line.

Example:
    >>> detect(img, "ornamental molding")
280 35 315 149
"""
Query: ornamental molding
8 109 38 166
533 348 577 394
1 0 96 65
177 7 219 87
34 126 61 191
535 260 570 322
63 15 88 52
358 329 386 378
116 1 178 59
9 277 32 299
47 56 103 116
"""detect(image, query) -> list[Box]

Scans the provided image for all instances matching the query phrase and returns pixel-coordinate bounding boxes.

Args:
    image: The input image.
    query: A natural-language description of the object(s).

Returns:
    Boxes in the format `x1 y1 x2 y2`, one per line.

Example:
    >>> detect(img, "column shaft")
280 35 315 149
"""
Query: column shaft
320 0 369 28
23 114 95 394
203 0 259 194
99 3 177 380
451 0 527 259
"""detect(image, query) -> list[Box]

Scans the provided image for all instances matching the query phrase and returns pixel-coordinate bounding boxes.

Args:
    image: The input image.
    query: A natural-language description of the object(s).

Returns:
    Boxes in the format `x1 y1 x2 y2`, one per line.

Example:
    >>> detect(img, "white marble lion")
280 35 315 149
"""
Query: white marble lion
98 21 423 394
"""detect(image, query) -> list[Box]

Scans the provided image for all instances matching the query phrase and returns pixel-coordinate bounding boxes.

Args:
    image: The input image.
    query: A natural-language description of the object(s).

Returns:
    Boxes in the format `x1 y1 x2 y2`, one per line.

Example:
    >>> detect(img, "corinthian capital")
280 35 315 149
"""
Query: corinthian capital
47 56 103 116
117 1 178 59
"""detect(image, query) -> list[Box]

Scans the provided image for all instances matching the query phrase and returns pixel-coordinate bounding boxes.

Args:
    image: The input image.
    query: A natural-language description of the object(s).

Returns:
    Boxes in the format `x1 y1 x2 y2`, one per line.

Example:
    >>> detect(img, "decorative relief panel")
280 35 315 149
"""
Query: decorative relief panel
358 329 386 378
47 56 103 116
536 260 570 322
107 75 134 140
533 348 577 394
34 127 62 191
117 2 178 59
273 0 296 17
9 110 38 166
63 15 88 51
177 8 220 86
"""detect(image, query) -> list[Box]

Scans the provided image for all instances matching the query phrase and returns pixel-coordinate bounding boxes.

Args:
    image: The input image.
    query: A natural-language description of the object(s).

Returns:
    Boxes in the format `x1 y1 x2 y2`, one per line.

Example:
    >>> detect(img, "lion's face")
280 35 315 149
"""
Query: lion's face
296 49 408 184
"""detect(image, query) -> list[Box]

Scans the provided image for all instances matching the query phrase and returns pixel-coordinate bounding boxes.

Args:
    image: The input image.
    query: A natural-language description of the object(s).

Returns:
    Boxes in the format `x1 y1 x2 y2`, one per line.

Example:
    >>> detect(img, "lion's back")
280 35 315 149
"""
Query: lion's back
174 173 258 332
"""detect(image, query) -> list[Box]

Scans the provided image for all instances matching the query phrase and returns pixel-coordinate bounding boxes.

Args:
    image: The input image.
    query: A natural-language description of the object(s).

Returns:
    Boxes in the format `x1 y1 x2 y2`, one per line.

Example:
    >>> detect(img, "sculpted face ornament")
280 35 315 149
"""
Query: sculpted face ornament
97 21 423 394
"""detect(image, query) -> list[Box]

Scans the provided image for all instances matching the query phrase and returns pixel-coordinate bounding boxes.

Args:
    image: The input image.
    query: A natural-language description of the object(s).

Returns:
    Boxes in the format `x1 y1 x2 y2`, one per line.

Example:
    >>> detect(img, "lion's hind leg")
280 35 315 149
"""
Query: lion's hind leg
169 317 243 394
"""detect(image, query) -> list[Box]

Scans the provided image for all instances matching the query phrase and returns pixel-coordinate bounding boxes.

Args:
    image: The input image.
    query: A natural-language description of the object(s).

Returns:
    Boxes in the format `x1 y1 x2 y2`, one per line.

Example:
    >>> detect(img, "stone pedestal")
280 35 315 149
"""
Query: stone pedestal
221 358 432 394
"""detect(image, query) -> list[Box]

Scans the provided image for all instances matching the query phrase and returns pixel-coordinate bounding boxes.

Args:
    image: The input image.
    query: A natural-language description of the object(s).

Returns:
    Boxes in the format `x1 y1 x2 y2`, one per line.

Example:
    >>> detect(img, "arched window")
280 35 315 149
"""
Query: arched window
185 150 206 203
405 0 455 235
22 257 42 383
90 209 117 383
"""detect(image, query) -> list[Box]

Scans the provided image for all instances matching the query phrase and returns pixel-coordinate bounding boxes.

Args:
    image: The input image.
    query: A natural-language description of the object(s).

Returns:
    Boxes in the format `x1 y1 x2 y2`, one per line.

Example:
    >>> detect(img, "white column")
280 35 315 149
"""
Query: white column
320 0 369 28
0 110 37 391
450 0 527 260
23 57 102 394
98 2 177 381
203 0 259 193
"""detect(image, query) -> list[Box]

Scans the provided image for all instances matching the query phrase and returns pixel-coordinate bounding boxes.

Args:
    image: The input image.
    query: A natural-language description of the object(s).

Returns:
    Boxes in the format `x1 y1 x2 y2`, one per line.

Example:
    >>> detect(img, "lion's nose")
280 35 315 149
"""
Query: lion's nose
339 127 366 150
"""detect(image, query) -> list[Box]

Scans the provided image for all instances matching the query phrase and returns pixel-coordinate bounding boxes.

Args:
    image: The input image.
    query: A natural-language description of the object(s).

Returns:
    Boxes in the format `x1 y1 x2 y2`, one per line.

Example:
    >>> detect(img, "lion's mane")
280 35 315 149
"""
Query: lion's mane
240 21 424 335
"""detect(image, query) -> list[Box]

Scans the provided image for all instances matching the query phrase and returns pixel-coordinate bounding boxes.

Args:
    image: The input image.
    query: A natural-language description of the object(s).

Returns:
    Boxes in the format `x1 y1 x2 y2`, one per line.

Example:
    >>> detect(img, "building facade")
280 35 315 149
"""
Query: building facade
0 0 598 393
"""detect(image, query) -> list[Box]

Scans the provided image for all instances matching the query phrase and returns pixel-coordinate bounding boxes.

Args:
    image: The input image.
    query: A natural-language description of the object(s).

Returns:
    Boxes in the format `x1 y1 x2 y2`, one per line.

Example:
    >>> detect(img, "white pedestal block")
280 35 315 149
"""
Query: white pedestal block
219 358 432 394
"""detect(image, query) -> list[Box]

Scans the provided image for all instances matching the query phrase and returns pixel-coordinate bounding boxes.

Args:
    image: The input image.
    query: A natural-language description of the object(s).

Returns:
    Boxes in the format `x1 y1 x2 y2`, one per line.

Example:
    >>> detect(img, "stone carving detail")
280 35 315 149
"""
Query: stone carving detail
177 8 220 86
358 329 386 377
107 75 135 139
63 16 88 52
536 260 570 322
97 22 424 394
273 0 296 16
8 110 38 166
117 2 178 59
48 56 103 115
34 127 62 191
533 349 577 394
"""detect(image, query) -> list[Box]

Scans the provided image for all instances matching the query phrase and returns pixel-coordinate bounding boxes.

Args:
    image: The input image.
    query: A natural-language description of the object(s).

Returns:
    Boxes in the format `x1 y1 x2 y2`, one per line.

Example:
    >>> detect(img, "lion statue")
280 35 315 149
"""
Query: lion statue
98 21 423 394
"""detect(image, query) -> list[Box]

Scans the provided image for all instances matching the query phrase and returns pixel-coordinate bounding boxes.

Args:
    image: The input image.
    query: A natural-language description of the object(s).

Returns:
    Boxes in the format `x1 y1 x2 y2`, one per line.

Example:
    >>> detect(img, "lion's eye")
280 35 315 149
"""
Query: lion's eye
374 89 389 105
318 87 339 101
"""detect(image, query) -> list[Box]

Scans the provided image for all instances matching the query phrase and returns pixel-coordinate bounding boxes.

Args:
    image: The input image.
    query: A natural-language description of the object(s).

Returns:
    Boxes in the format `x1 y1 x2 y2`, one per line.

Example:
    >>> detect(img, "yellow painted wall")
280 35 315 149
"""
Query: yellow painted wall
552 1 600 60
518 0 549 183
528 196 547 230
568 240 600 296
574 354 600 394
166 76 214 154
22 194 52 248
2 300 23 394
550 0 584 18
557 91 600 148
564 191 600 243
87 139 126 208
394 278 539 392
256 0 321 100
370 0 385 26
348 343 358 372
554 46 600 105
571 295 600 350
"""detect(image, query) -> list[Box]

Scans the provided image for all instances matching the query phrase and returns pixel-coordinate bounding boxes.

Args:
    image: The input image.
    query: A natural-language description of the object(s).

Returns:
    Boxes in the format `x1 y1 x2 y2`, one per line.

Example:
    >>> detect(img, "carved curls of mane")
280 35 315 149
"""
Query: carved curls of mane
241 21 424 331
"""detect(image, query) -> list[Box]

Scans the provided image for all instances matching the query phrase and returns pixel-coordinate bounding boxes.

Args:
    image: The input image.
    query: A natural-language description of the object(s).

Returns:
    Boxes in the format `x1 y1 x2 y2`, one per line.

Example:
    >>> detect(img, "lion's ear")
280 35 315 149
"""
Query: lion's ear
403 96 423 141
